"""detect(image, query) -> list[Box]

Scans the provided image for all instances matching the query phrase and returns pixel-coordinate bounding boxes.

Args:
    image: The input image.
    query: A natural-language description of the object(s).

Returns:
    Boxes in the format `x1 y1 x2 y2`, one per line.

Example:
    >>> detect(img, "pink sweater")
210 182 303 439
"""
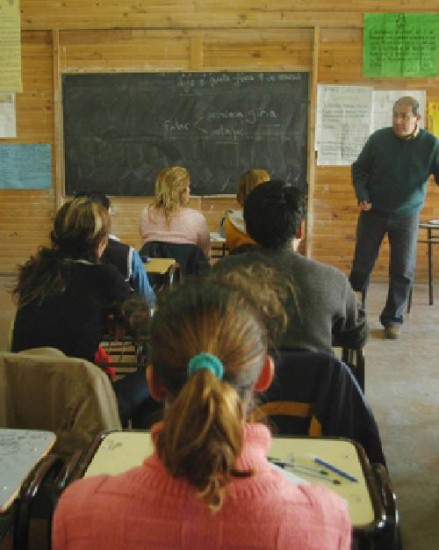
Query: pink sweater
139 205 210 258
53 424 351 549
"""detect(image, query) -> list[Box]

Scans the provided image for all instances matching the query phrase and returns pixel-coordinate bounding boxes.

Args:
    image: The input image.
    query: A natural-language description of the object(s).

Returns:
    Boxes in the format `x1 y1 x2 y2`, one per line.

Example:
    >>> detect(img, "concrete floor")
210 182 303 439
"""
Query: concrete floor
1 275 438 549
360 282 439 550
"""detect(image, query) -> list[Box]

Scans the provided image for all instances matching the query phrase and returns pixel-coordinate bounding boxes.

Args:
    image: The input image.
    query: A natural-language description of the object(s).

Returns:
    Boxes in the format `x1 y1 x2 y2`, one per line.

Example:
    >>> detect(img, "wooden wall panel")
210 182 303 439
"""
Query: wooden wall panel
21 1 439 31
20 1 364 30
0 190 54 274
1 2 438 285
61 34 191 72
17 33 53 140
0 32 55 273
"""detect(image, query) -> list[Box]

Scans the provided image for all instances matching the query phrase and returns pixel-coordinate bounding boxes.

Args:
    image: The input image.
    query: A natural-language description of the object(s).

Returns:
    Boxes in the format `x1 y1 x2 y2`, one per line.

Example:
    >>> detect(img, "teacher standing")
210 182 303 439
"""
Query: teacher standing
349 96 439 340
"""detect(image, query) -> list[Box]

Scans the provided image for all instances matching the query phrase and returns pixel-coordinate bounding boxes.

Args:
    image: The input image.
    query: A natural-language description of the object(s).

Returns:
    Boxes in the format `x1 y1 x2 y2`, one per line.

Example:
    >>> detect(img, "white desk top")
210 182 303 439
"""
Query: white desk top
420 220 439 228
210 231 226 243
0 428 56 512
83 431 378 530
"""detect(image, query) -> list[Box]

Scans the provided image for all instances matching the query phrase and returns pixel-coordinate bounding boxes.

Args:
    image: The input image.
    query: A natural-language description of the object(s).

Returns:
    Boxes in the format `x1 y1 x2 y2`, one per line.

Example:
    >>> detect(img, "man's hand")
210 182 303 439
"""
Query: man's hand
359 200 372 211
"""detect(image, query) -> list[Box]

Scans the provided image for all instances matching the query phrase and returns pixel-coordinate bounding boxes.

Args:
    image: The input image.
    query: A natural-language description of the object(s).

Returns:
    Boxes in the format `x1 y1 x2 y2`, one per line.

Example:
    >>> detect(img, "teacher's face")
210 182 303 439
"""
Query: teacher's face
392 104 420 138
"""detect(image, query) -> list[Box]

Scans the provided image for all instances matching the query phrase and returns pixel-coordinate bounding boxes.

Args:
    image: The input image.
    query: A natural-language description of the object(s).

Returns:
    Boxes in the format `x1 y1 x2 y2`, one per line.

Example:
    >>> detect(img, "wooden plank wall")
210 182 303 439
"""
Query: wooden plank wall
1 0 439 282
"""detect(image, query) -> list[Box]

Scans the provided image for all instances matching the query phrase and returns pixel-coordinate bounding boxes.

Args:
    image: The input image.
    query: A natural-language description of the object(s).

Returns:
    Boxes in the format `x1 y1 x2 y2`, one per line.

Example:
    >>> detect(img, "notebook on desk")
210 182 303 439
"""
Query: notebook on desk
0 428 56 512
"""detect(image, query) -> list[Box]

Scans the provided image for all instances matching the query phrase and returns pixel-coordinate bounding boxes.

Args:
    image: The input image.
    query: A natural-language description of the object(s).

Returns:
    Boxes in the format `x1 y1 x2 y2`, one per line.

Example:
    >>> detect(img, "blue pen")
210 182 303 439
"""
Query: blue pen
309 455 358 483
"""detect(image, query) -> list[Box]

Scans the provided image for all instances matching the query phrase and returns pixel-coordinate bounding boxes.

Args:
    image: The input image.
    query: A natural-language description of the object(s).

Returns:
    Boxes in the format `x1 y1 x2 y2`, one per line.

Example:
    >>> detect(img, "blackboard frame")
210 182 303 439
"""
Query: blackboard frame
62 71 309 197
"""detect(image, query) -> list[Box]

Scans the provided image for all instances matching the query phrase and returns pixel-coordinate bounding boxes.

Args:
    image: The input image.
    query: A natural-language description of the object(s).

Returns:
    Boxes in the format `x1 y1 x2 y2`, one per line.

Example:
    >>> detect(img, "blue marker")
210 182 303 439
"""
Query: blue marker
310 455 358 483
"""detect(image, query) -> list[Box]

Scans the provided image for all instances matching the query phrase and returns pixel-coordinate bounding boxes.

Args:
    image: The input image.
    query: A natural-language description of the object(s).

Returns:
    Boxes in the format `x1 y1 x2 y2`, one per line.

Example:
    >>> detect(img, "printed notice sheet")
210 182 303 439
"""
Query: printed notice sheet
316 85 372 166
0 0 22 92
363 13 439 78
316 87 426 166
0 93 16 137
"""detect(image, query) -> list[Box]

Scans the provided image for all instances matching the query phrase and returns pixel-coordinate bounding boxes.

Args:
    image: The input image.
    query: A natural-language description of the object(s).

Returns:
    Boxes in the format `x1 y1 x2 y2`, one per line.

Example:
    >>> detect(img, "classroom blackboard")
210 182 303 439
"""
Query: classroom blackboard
62 72 309 196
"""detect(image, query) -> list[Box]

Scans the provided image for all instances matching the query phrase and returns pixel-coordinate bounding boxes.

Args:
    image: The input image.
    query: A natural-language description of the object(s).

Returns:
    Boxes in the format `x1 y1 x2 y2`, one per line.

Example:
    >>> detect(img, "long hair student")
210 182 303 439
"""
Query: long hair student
139 166 210 258
13 198 110 308
222 167 270 252
53 280 351 550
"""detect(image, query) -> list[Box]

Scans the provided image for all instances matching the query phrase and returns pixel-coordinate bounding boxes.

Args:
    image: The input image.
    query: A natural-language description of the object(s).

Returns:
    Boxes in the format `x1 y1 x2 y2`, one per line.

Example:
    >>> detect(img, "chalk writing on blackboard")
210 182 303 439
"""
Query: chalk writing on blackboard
62 72 309 196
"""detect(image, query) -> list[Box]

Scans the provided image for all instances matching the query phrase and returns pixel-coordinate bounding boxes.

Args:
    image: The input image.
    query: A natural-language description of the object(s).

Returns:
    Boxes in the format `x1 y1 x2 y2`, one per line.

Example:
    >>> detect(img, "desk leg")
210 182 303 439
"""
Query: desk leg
428 229 433 306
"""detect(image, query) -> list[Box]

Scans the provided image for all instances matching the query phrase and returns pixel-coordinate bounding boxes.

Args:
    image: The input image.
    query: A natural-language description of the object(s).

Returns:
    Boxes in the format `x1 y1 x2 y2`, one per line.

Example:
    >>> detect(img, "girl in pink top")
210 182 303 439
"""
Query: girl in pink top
139 166 210 258
53 281 351 550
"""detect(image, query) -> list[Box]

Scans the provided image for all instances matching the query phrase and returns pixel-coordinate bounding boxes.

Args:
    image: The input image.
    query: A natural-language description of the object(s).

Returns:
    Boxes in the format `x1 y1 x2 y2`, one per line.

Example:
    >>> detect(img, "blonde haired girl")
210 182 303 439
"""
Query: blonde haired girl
139 166 210 258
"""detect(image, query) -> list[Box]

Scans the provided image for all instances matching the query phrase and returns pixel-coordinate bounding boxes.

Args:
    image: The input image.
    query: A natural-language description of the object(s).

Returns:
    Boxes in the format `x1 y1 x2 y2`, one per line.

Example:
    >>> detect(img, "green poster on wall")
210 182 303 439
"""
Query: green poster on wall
363 13 439 78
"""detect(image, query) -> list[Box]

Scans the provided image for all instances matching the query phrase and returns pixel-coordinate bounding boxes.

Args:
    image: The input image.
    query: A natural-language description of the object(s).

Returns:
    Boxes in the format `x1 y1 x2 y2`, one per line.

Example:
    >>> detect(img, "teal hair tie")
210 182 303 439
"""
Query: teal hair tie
187 352 224 380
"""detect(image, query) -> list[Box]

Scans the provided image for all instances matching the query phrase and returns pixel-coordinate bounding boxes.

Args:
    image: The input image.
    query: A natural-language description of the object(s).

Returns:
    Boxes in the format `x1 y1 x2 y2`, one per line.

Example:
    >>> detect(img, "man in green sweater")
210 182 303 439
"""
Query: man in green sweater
349 96 439 339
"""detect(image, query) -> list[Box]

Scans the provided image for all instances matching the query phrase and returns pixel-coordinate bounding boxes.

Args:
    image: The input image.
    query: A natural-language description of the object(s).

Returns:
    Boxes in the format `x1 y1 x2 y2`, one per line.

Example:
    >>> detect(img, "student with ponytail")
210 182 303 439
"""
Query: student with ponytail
53 281 351 550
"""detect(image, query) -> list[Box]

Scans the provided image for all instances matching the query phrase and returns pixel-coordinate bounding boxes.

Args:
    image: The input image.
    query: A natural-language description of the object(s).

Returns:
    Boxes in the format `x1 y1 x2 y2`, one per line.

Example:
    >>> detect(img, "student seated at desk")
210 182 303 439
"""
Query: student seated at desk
53 280 351 550
11 198 151 427
221 168 270 252
75 190 155 305
139 166 210 259
213 181 367 354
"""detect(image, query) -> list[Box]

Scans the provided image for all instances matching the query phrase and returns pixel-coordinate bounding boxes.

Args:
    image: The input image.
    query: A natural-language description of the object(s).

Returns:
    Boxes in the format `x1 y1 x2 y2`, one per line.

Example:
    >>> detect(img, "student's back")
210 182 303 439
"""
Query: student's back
11 199 131 362
213 181 367 353
53 423 350 549
12 260 129 363
74 190 155 304
212 247 366 354
53 281 351 550
139 166 210 258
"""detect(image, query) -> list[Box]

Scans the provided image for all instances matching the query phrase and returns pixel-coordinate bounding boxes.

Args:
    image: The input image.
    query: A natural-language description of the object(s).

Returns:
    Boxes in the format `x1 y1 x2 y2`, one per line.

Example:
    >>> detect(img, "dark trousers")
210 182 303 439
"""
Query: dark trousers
349 209 419 327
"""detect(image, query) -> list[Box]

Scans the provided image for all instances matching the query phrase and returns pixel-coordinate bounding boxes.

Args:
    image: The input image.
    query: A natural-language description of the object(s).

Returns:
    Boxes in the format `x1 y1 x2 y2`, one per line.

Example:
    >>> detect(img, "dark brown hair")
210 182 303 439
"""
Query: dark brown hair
13 198 110 307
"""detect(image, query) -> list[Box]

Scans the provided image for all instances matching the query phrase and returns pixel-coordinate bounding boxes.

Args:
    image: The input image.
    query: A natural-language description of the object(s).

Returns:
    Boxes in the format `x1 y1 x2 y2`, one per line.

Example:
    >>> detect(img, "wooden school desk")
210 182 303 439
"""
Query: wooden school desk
144 258 178 275
418 221 439 305
0 428 56 513
143 258 179 288
210 231 228 258
407 220 439 313
77 431 386 541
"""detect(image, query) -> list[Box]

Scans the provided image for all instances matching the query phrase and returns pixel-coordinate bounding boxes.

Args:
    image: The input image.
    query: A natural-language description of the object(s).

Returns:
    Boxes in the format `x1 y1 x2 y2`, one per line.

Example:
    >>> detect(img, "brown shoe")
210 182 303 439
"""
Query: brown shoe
384 326 400 340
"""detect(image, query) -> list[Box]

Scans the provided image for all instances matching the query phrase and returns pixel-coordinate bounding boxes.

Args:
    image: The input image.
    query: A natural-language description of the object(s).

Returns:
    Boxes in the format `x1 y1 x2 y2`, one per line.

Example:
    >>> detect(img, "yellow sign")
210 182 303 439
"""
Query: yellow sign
0 0 22 93
427 101 439 138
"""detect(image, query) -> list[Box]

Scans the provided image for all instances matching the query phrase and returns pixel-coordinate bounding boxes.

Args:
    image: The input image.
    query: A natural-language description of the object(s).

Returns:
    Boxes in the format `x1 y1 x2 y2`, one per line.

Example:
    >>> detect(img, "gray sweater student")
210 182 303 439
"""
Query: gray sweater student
212 181 367 354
